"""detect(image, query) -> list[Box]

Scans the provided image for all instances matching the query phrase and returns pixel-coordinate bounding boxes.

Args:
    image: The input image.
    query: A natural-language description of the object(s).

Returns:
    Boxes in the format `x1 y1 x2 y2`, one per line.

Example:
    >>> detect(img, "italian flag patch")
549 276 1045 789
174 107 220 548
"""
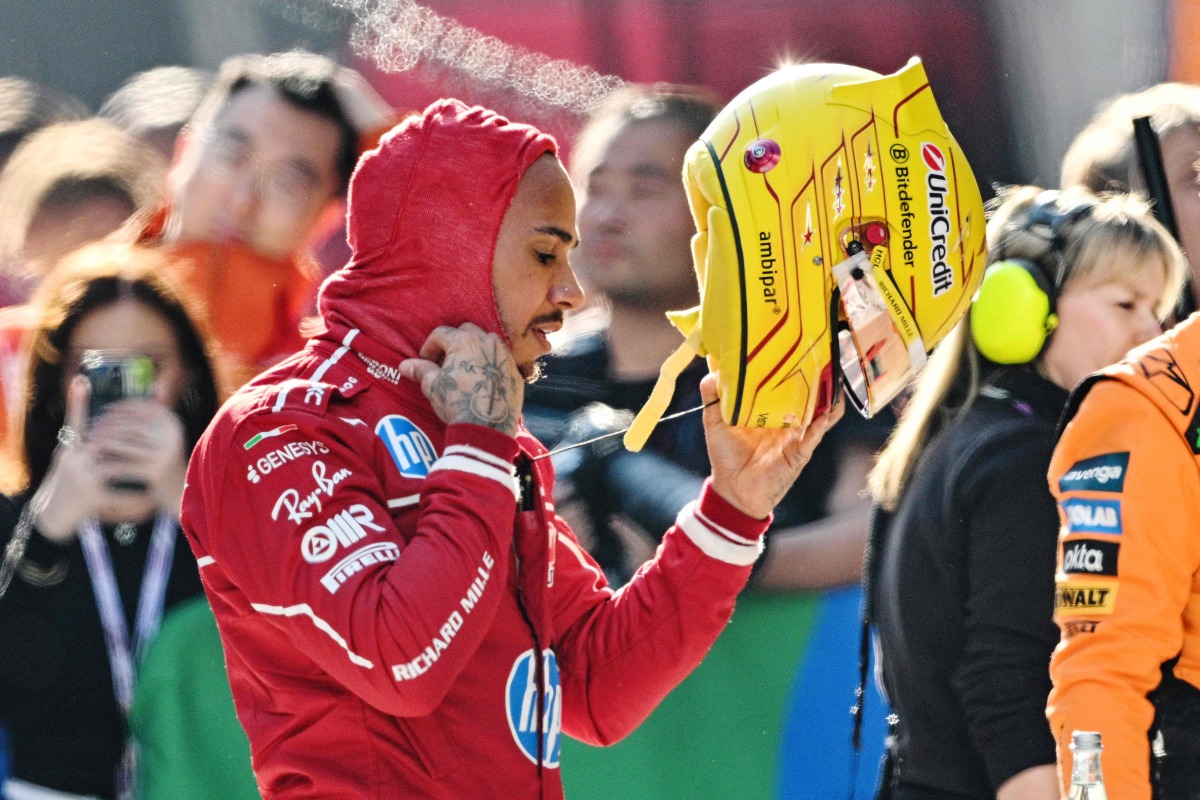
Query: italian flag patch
243 424 299 450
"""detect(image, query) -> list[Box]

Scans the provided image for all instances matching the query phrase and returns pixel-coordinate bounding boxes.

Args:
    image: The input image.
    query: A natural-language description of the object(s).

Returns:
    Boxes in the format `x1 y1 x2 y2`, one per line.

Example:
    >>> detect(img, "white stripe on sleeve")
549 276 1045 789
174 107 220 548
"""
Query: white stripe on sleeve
430 454 519 499
675 501 764 566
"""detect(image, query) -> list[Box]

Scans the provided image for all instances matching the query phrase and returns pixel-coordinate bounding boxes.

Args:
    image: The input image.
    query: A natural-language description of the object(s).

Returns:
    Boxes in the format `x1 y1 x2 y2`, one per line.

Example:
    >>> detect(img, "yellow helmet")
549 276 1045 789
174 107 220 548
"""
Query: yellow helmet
625 57 986 450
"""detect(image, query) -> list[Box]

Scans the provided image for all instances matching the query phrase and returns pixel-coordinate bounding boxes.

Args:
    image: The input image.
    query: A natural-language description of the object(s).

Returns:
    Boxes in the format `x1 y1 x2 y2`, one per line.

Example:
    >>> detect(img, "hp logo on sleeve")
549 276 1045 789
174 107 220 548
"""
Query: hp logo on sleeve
375 415 437 478
505 649 562 767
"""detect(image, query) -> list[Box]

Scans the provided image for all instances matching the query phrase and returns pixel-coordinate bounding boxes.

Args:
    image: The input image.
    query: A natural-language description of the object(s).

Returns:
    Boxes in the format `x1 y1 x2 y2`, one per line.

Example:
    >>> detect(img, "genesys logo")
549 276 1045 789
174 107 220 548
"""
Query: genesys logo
1055 581 1117 615
376 415 437 479
1062 498 1123 535
301 504 387 564
272 460 353 524
506 649 562 768
1058 452 1129 494
245 440 330 484
1061 538 1120 577
320 542 400 592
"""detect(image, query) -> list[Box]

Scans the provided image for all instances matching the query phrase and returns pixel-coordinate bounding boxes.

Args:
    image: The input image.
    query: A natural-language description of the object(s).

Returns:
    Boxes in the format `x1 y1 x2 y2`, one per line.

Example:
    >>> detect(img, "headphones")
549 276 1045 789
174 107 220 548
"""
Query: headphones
970 191 1096 364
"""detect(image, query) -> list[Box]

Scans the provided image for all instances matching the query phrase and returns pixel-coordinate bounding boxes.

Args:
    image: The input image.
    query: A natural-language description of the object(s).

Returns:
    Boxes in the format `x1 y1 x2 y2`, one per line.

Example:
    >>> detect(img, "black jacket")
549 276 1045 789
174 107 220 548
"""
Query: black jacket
871 367 1066 797
0 495 203 799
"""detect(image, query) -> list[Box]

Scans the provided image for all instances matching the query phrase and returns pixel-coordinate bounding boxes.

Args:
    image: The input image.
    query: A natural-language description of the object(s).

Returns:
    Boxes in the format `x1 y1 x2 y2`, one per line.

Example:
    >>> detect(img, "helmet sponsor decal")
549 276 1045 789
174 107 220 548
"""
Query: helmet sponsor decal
1058 452 1129 493
506 648 562 768
376 415 437 478
922 143 954 297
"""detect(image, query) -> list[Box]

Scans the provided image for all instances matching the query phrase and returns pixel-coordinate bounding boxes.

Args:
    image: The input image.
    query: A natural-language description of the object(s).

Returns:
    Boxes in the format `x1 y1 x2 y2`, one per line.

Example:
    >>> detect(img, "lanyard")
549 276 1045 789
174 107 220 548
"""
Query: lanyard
78 514 176 716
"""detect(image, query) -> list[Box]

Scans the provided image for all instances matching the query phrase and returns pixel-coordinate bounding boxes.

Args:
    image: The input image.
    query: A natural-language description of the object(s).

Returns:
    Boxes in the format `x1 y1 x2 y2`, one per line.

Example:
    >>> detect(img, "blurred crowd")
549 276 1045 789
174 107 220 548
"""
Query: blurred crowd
0 43 1199 800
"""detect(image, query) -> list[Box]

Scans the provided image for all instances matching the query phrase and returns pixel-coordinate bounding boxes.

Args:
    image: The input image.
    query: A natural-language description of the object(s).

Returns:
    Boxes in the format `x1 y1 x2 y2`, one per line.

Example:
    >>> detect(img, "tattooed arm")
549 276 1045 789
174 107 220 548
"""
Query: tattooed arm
400 323 524 437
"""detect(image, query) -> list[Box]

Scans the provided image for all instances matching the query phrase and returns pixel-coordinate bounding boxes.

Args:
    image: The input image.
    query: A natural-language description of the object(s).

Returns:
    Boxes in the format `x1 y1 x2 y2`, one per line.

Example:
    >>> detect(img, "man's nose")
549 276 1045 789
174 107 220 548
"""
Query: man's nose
581 193 626 233
551 263 585 310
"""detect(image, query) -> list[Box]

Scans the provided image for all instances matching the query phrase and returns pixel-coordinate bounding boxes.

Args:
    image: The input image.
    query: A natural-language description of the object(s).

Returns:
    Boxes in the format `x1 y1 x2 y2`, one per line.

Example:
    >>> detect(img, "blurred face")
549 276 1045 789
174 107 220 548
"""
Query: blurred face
574 119 699 310
1040 259 1167 391
169 84 341 260
66 298 185 519
492 155 584 378
1159 125 1200 279
22 195 135 276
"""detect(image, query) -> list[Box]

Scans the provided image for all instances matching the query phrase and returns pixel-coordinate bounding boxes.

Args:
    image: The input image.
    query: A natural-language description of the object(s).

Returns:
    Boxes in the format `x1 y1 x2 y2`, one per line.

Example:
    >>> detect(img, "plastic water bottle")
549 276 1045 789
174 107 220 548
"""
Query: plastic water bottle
1068 730 1108 800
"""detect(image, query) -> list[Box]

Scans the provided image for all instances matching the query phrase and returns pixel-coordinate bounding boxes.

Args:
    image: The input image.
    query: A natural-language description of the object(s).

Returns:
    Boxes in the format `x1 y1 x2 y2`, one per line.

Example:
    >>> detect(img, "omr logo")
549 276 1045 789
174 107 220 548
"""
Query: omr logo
506 649 562 768
376 415 437 478
921 143 945 171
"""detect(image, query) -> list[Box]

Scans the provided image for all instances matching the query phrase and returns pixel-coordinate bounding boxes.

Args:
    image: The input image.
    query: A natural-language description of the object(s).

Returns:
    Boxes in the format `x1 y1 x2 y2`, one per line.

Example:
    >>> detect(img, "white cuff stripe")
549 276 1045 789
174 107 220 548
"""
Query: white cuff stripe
387 494 421 509
694 505 759 546
251 602 374 668
431 455 520 499
677 502 763 566
197 556 216 568
442 443 514 473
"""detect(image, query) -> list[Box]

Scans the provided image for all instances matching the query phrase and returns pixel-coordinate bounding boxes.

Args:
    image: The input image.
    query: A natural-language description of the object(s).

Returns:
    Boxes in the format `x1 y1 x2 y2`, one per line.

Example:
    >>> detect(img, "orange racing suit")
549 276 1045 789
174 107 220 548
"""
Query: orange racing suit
1047 311 1200 800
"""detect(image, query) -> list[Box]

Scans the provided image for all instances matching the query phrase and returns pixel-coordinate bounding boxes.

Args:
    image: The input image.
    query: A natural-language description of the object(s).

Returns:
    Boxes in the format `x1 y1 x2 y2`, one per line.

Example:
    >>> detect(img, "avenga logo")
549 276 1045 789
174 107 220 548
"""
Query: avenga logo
1058 452 1129 493
922 142 954 297
506 649 562 768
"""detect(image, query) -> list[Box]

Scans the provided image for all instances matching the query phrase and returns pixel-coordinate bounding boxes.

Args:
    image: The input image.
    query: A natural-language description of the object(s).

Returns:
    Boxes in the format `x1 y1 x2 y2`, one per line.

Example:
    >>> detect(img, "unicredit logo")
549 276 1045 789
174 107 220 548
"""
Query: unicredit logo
921 143 945 171
924 142 953 296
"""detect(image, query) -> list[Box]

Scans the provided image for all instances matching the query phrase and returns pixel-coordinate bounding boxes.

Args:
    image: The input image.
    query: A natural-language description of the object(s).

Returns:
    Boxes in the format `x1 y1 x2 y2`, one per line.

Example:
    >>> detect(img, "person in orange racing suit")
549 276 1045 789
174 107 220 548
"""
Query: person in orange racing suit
1048 310 1200 800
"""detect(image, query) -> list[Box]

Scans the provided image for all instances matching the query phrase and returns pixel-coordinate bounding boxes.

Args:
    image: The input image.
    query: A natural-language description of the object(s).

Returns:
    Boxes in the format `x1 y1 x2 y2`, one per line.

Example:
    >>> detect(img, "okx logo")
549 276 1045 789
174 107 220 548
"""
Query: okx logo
376 415 437 478
506 649 562 768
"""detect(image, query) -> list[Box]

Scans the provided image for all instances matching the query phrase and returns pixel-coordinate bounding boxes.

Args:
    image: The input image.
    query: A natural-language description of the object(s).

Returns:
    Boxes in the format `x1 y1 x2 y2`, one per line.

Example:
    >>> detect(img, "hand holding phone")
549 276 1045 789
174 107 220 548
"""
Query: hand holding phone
80 350 156 493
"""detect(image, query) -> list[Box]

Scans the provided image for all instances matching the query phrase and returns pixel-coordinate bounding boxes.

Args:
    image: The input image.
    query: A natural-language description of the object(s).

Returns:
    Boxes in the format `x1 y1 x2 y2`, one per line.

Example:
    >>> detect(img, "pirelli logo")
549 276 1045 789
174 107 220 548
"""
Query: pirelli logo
1055 581 1117 616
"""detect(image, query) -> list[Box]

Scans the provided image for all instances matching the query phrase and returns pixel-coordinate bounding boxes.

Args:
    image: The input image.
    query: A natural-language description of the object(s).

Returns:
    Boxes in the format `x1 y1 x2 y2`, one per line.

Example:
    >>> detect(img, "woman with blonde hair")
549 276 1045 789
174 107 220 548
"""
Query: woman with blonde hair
865 186 1185 800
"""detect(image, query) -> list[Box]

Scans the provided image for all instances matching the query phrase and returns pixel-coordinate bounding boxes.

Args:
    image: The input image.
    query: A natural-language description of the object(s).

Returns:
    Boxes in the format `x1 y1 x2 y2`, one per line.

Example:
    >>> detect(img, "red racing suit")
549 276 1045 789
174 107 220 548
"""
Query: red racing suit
181 99 769 799
1047 312 1200 799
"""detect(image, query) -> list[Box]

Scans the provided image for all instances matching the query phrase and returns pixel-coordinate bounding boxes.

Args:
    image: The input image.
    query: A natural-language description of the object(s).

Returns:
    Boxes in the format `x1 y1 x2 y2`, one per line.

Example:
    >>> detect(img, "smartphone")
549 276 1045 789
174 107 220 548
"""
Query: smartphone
79 350 155 492
80 350 155 422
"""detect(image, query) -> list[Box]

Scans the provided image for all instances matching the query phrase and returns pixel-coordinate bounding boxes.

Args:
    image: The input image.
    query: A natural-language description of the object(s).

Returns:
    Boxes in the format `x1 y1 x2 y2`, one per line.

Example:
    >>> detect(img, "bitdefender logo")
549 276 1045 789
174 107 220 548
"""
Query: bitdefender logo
922 143 954 297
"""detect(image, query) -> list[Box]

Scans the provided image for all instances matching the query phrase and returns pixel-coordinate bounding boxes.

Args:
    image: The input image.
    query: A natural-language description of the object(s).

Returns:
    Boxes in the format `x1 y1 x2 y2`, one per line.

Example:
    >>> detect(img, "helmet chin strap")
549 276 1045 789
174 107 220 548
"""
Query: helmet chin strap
623 324 706 453
532 396 717 462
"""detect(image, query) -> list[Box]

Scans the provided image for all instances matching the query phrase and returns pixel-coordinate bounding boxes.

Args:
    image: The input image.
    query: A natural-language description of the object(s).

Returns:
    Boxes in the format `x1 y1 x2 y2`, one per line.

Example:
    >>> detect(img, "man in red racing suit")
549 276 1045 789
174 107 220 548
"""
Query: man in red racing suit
181 99 838 799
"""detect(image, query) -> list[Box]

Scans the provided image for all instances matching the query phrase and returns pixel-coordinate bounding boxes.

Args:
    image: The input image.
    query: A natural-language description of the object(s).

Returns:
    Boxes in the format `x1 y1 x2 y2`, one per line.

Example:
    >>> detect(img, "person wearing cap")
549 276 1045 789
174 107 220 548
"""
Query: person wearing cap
868 186 1184 799
181 97 839 798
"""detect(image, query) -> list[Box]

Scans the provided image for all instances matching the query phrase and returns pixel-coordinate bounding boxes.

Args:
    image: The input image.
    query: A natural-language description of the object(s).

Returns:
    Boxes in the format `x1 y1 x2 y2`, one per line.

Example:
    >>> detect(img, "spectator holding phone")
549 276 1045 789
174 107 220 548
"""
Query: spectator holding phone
0 241 220 800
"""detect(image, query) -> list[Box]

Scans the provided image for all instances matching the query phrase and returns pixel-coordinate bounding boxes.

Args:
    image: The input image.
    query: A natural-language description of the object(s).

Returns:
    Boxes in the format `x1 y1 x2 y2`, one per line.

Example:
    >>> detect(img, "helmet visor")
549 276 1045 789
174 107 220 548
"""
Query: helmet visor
833 250 927 418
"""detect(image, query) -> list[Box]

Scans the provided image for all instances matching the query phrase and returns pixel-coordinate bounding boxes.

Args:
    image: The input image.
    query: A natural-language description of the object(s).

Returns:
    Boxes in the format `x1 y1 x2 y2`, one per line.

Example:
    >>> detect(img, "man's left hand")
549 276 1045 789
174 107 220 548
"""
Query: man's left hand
701 373 843 520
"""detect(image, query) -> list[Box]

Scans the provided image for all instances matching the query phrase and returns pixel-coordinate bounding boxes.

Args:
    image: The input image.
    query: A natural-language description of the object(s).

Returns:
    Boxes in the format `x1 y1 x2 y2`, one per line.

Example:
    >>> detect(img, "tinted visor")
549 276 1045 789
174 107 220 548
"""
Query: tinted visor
832 250 926 418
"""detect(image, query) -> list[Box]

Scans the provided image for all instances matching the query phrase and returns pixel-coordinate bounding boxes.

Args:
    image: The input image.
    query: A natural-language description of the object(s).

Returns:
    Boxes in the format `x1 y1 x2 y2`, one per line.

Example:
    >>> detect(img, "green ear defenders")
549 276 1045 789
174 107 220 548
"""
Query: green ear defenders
970 191 1095 364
